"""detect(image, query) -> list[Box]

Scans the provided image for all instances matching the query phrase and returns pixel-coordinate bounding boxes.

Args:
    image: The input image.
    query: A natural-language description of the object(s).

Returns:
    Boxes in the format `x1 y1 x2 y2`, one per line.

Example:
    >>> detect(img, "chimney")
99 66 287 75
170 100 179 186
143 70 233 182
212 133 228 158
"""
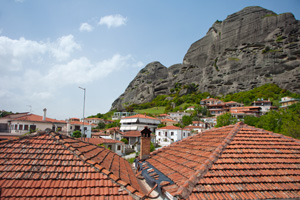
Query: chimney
43 108 47 121
140 127 152 160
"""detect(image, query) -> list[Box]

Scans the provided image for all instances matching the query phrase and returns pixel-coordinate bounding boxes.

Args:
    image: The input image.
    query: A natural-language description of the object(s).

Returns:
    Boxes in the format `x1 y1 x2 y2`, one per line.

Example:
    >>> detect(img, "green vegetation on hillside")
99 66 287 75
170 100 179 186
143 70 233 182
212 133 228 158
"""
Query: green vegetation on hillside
244 103 300 139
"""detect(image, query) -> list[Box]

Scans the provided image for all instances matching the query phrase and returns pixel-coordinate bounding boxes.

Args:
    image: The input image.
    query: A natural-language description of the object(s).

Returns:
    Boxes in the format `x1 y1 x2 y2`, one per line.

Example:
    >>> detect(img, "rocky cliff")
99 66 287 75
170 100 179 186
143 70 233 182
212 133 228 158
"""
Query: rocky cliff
111 6 300 111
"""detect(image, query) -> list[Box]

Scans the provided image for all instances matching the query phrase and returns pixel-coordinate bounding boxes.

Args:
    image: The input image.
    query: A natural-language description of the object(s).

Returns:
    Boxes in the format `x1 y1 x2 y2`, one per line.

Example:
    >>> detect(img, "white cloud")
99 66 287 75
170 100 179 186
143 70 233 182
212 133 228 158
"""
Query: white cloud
79 23 94 32
98 14 127 28
50 35 81 61
0 36 47 71
46 54 136 85
0 35 81 72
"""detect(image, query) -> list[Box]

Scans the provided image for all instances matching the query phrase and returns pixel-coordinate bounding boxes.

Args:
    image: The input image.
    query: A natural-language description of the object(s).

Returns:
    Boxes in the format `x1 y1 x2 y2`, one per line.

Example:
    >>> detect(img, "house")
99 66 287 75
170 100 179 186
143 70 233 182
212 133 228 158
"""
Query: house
66 120 92 138
200 97 223 105
191 120 205 128
230 106 261 119
112 111 137 120
184 125 205 134
157 113 170 119
106 127 122 140
8 109 66 135
279 96 300 108
224 101 244 108
120 114 161 133
84 117 104 125
137 122 300 199
120 130 142 152
169 111 191 121
251 98 274 113
91 131 110 138
202 117 217 128
155 125 190 146
0 112 29 133
0 130 145 199
81 137 125 156
185 106 195 111
160 118 177 126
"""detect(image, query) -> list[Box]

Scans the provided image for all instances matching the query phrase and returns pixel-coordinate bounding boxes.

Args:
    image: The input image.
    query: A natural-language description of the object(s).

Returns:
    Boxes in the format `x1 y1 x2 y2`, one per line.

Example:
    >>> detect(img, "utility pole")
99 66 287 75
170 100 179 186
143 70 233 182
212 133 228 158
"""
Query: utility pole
78 86 86 140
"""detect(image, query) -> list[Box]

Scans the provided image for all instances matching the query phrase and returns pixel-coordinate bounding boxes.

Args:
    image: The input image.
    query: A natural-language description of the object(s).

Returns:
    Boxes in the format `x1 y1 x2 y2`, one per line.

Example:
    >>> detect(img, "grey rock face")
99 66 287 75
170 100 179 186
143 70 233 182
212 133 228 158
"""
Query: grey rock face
111 6 300 111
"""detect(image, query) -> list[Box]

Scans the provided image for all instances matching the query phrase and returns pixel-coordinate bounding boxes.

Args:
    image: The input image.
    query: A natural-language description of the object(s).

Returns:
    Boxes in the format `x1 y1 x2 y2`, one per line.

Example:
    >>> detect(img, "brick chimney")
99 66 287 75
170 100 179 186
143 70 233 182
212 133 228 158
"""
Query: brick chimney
140 127 152 160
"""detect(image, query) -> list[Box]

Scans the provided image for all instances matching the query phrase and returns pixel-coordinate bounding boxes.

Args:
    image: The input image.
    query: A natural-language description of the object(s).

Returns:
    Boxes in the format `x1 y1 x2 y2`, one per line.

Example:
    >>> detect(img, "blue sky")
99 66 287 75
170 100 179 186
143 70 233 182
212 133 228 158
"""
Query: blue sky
1 0 299 120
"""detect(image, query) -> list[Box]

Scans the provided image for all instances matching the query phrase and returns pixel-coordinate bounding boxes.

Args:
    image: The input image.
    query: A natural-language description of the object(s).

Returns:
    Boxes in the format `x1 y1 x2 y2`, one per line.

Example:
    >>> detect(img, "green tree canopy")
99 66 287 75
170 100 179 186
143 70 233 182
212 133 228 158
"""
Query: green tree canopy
72 130 82 138
215 113 237 128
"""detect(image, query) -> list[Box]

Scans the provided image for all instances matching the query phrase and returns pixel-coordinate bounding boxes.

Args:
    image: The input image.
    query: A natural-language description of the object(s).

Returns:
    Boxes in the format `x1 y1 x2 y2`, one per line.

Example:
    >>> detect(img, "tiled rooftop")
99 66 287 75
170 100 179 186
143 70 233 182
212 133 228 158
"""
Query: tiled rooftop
11 113 66 123
139 122 300 199
81 137 124 145
122 114 159 121
121 131 141 137
0 131 144 199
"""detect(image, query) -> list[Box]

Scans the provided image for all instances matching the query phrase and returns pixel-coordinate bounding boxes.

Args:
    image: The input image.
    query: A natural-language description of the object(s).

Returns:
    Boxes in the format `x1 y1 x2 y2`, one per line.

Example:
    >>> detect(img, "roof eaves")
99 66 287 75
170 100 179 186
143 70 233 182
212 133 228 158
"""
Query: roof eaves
173 122 243 199
48 132 146 199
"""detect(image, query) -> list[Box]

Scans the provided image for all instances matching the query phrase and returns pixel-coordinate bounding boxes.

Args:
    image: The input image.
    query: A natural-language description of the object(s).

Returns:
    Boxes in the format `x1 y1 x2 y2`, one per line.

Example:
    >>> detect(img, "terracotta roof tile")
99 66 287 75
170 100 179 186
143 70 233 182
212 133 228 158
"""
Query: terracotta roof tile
0 131 143 199
138 122 300 199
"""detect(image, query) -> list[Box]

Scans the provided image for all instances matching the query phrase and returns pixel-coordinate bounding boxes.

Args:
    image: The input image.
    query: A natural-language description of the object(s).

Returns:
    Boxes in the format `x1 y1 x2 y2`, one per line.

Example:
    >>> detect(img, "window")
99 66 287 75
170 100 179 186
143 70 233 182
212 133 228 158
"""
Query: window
19 125 23 130
184 132 186 136
14 124 18 130
171 132 174 136
117 145 121 151
158 132 161 136
24 125 29 130
165 132 167 137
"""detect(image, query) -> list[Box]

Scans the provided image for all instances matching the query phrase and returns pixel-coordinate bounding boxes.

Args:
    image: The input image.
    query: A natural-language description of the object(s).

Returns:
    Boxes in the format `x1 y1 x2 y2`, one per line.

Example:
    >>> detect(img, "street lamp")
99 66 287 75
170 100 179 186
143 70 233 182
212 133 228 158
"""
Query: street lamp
79 86 86 139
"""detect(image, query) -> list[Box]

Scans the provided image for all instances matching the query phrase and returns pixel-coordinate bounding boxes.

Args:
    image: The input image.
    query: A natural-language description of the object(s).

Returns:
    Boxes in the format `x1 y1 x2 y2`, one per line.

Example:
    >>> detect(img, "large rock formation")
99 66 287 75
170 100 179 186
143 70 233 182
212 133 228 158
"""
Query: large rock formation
111 6 300 111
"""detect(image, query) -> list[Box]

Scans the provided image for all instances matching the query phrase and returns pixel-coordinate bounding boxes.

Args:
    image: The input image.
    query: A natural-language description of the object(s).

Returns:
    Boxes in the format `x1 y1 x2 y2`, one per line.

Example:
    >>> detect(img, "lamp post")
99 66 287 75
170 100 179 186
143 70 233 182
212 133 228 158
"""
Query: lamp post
78 86 86 139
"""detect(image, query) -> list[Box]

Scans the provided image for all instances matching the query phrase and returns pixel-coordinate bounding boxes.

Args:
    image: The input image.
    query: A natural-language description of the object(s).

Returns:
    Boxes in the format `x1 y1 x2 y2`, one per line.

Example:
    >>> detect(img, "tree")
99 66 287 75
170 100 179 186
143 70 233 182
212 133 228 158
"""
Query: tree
215 113 237 128
182 115 193 127
97 122 106 129
121 138 128 144
244 115 260 126
72 130 82 138
106 121 120 129
150 142 155 152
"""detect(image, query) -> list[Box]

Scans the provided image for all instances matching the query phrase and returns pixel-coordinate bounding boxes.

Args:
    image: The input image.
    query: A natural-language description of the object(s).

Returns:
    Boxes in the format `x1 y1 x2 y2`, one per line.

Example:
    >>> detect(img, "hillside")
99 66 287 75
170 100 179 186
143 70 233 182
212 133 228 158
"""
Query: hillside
111 6 300 111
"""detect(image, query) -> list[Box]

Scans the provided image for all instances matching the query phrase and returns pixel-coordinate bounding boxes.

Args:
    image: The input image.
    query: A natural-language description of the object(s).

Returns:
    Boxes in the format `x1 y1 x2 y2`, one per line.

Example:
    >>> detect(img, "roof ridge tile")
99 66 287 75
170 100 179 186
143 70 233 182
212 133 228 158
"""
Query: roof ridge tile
174 122 243 199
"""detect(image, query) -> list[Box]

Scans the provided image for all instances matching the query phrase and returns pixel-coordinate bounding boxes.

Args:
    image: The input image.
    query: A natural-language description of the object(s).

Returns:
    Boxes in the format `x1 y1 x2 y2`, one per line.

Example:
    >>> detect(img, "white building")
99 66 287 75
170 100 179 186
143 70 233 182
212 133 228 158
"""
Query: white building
120 114 161 133
155 125 190 146
169 111 191 121
67 120 92 138
8 109 66 135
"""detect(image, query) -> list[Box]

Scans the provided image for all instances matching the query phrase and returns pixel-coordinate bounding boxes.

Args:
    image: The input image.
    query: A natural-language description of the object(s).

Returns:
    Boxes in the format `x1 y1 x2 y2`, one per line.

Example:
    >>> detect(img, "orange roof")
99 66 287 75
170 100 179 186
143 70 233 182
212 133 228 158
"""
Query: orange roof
69 121 91 126
91 132 108 136
121 131 141 137
81 137 123 144
0 132 144 199
12 114 66 123
201 97 220 101
139 122 300 199
161 118 176 122
157 125 181 130
106 127 120 132
122 114 159 121
225 101 239 104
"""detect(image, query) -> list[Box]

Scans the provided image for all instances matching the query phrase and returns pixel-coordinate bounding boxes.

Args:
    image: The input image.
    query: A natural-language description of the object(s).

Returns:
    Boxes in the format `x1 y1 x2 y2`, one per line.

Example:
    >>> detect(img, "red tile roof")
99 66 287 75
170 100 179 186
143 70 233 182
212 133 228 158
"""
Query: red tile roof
139 122 300 199
81 137 124 145
11 114 66 123
161 119 176 122
157 125 181 130
121 131 141 137
122 114 159 121
69 121 91 126
0 132 144 199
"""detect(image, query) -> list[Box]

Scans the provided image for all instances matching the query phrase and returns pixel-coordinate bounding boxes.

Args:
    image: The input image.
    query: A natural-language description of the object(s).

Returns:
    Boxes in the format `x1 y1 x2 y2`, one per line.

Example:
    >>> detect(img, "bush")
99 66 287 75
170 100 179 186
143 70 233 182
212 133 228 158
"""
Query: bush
72 130 82 138
121 138 128 144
